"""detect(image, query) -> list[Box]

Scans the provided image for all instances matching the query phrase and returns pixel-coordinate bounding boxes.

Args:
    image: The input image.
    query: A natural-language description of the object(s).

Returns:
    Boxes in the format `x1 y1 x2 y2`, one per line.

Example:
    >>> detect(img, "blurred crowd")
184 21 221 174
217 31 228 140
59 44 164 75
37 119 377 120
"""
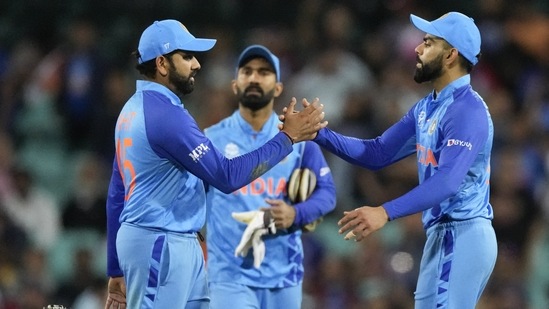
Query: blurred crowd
0 0 548 308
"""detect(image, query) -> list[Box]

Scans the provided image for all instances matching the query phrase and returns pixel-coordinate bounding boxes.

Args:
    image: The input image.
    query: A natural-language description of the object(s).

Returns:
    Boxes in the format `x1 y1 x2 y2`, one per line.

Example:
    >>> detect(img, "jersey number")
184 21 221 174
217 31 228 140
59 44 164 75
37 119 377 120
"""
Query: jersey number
116 137 136 201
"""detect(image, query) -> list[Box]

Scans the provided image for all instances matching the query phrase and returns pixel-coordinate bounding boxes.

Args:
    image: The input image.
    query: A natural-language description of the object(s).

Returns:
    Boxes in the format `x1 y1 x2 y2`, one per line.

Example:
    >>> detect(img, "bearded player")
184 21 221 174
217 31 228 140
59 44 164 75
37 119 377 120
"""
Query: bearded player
293 12 497 309
204 45 336 309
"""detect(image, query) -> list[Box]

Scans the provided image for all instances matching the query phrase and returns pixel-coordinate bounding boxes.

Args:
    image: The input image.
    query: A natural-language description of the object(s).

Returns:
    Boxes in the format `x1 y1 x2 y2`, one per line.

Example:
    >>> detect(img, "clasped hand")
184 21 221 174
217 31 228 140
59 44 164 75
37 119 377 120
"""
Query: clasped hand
279 97 328 143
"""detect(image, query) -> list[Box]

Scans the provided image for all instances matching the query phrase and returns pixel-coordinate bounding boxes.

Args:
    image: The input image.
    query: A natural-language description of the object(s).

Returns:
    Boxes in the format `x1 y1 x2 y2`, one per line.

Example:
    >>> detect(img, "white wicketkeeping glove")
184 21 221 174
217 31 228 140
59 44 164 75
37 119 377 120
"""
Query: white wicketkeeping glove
287 168 322 232
232 210 276 268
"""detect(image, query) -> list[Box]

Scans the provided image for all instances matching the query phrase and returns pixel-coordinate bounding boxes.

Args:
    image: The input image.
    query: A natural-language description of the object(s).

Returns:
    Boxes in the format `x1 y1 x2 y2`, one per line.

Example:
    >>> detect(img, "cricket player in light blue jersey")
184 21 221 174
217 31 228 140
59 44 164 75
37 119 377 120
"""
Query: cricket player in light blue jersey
204 45 336 309
295 12 497 309
104 21 327 309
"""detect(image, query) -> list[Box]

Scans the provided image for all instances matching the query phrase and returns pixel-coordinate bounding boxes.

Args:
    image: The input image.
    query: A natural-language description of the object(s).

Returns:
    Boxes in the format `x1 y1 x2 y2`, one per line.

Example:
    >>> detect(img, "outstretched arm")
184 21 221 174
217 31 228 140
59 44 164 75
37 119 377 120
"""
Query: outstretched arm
313 110 417 170
144 94 326 194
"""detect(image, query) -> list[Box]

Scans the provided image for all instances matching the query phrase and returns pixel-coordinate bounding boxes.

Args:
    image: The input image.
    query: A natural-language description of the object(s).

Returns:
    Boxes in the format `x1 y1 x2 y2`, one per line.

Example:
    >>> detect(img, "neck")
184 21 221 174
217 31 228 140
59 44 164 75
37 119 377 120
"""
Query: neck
432 68 468 93
239 104 273 132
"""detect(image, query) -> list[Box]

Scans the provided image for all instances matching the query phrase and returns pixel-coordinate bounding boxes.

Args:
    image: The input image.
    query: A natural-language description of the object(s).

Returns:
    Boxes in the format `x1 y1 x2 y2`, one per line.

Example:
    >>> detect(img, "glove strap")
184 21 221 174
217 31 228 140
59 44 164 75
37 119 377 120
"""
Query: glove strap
263 211 276 234
197 231 205 242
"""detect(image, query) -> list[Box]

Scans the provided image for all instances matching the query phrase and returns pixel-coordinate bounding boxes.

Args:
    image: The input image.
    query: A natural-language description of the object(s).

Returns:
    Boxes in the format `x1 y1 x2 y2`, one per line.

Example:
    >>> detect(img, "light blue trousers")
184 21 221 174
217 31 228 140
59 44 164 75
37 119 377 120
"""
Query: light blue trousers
415 218 497 309
117 223 209 309
209 281 302 309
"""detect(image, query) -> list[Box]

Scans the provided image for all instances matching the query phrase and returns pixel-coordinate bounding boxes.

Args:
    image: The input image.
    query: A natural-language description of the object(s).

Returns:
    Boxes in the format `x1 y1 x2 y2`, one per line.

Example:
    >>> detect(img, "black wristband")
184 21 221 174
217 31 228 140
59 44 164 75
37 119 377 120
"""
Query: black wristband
281 131 295 144
263 211 276 234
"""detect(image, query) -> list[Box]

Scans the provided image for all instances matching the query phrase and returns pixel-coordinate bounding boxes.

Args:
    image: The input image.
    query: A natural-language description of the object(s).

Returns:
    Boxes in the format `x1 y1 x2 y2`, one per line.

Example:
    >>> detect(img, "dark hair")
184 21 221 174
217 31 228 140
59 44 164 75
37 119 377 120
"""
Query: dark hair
133 50 156 78
458 53 480 73
133 50 179 78
442 40 479 73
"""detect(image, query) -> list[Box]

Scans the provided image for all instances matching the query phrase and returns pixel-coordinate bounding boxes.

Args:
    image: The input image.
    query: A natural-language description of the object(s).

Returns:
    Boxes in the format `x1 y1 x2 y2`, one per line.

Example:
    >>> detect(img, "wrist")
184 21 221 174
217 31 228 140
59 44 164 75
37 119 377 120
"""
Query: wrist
281 131 295 144
380 205 390 221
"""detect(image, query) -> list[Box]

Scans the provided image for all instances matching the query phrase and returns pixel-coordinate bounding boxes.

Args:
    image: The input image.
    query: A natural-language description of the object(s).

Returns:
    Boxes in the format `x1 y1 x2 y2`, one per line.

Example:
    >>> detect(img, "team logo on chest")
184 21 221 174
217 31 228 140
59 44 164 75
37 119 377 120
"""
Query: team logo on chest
224 143 240 159
418 111 426 128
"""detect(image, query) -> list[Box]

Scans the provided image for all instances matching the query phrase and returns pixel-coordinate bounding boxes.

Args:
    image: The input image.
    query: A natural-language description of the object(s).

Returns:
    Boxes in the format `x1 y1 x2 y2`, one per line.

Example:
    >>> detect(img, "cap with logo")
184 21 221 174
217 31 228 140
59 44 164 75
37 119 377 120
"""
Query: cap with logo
137 19 217 64
236 45 281 82
410 12 481 65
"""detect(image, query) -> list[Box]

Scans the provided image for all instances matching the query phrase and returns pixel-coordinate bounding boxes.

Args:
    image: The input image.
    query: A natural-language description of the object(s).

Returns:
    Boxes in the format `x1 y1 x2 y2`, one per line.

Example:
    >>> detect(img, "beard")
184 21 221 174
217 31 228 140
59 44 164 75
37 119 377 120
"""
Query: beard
237 86 275 112
167 60 195 96
414 53 444 83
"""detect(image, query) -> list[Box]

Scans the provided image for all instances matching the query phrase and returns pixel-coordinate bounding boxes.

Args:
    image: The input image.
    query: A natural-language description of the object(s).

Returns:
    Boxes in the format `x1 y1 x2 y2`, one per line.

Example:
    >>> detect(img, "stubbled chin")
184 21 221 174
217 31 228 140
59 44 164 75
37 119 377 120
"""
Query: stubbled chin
416 63 422 69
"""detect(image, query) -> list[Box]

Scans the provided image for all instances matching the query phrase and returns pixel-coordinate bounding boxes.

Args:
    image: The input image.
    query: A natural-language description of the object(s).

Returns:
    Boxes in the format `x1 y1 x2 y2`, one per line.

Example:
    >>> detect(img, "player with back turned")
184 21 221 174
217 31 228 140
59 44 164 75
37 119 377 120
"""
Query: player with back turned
104 21 326 309
204 45 336 309
283 12 497 308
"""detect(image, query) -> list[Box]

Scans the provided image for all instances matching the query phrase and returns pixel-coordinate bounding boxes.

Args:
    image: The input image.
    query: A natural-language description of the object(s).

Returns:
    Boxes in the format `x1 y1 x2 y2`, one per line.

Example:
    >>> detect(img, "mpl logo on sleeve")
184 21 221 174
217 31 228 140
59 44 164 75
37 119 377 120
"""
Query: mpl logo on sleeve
44 305 66 309
189 143 211 162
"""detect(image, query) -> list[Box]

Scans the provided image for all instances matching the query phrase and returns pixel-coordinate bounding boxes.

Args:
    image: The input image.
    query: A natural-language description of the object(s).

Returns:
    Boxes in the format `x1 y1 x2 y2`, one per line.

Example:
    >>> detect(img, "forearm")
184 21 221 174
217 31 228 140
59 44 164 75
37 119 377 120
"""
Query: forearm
314 125 415 170
106 163 125 277
293 185 336 226
383 169 461 220
213 132 294 193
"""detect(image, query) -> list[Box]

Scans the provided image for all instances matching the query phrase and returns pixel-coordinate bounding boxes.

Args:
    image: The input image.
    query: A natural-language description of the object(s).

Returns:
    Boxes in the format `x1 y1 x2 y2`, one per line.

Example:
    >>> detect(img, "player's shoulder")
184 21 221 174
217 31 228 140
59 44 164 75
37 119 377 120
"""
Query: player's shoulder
143 89 178 106
302 140 321 150
205 117 230 131
446 86 490 125
204 115 239 138
453 85 485 107
141 90 192 122
298 141 325 158
444 86 482 117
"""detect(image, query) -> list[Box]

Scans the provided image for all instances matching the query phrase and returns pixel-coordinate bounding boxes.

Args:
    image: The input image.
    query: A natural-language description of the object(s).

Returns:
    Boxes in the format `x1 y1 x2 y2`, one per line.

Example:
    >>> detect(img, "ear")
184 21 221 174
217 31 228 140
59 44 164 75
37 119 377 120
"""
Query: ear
446 48 459 64
273 82 283 98
231 80 238 95
156 56 169 77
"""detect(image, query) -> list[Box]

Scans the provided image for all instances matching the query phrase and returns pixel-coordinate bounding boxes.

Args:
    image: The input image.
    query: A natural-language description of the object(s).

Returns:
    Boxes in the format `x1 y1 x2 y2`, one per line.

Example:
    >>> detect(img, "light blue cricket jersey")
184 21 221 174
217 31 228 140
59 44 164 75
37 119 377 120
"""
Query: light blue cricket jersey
204 111 336 288
315 75 493 229
106 81 295 276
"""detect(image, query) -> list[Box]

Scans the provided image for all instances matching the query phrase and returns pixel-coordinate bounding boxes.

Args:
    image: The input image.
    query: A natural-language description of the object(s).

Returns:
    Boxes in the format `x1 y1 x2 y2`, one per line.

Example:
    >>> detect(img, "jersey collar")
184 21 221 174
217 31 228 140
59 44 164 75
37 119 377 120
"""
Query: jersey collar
234 110 279 137
136 80 182 107
434 74 471 102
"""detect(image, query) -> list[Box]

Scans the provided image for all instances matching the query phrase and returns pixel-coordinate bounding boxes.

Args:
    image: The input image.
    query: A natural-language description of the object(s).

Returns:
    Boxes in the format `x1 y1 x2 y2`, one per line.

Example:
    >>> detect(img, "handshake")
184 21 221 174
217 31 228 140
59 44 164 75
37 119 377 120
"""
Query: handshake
232 210 276 269
278 97 328 143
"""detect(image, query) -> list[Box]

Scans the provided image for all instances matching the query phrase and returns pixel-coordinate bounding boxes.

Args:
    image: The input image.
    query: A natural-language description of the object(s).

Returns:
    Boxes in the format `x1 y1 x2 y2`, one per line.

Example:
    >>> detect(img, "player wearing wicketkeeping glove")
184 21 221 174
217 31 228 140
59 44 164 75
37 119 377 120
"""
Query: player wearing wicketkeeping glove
204 45 336 309
231 210 276 268
230 165 321 268
287 167 322 232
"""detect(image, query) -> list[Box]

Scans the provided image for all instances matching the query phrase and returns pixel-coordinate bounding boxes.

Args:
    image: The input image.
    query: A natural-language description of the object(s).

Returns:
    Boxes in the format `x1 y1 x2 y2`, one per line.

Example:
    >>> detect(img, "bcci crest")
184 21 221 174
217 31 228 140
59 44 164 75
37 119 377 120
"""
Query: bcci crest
225 143 240 159
418 111 426 128
428 119 437 135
